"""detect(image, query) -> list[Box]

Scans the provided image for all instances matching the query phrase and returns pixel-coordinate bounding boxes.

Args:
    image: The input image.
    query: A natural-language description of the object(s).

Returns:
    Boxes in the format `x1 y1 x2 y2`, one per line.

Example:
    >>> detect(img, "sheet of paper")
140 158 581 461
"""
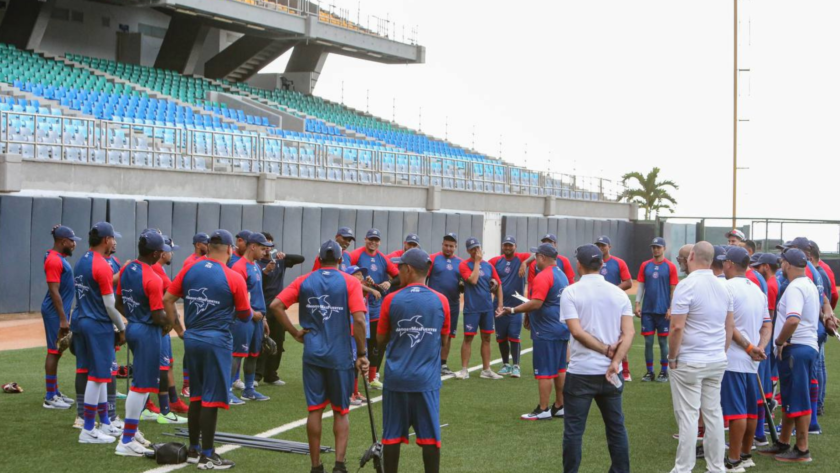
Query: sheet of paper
513 291 530 303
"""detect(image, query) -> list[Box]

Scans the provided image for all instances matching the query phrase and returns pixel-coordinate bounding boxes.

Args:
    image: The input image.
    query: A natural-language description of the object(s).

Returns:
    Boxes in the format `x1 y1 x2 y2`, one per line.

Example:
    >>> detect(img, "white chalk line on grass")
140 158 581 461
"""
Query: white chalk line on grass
143 347 534 473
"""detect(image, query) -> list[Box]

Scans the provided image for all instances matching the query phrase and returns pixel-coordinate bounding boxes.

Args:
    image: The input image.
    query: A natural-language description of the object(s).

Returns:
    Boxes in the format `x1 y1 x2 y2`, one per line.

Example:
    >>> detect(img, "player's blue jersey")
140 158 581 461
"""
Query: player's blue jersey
350 248 398 321
600 256 631 287
378 284 451 392
776 270 790 298
117 261 164 325
72 250 116 327
637 259 679 315
312 250 352 272
278 268 366 370
489 253 530 308
107 256 121 276
42 250 74 318
169 258 251 350
528 265 569 340
458 260 501 314
747 268 768 295
227 253 242 268
231 258 267 313
427 252 463 303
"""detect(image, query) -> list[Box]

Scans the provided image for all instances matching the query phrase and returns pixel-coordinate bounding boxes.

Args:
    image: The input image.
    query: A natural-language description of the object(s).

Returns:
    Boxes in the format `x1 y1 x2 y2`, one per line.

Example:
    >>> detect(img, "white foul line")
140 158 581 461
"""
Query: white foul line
143 347 534 473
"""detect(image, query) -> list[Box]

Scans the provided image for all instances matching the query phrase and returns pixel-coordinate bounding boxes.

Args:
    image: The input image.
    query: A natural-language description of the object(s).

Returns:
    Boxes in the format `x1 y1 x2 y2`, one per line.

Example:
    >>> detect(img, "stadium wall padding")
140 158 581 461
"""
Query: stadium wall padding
28 197 62 312
0 195 33 313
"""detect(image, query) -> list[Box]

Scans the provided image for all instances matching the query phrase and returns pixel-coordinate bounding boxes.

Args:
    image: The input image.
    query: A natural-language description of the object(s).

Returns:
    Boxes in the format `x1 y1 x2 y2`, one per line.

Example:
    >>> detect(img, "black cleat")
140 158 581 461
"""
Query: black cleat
332 461 348 473
641 372 655 382
186 447 200 464
197 452 235 470
310 464 325 473
775 446 812 463
656 371 669 383
758 441 790 457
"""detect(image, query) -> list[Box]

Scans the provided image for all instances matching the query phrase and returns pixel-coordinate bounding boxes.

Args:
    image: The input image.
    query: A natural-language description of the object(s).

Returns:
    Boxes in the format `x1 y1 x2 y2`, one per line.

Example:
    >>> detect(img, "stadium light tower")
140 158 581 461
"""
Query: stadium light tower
733 0 752 228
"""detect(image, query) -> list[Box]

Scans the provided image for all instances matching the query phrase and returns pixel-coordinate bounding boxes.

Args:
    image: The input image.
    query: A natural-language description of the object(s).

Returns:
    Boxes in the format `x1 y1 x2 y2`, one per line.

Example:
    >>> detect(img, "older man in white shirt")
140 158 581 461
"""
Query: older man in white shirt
667 241 735 473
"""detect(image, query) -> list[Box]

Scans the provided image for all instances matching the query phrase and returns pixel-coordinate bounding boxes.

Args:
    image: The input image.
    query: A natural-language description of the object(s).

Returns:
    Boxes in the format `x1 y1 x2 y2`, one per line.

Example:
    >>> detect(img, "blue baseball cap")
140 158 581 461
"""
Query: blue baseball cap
781 248 808 268
391 248 432 270
531 243 559 259
465 237 481 250
141 232 172 252
337 227 355 241
404 233 420 245
236 230 253 241
346 265 368 278
443 232 458 242
777 237 810 252
365 228 382 240
209 229 235 246
53 225 82 242
541 233 558 243
92 221 121 239
713 245 726 262
651 237 666 247
162 235 179 252
595 235 611 246
141 227 161 235
502 235 516 245
192 232 210 245
247 232 274 247
720 246 750 266
575 244 602 266
320 240 343 261
751 253 780 267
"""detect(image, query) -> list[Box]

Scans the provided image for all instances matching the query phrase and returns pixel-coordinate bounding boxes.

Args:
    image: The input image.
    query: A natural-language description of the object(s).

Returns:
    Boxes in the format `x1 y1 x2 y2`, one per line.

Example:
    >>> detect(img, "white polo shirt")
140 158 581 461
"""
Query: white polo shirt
726 276 771 373
670 269 733 364
774 276 820 353
560 274 634 375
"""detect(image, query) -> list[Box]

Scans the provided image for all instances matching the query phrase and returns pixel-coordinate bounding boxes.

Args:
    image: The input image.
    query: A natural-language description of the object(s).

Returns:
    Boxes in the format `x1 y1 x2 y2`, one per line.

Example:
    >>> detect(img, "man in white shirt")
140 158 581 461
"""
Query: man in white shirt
560 244 635 473
719 246 771 472
667 241 735 473
758 248 820 463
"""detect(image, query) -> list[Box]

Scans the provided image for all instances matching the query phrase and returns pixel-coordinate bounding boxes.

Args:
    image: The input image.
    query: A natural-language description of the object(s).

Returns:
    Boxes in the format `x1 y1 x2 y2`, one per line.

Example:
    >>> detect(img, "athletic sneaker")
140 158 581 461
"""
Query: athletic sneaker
521 405 552 421
181 386 190 398
817 406 824 416
454 368 469 380
115 439 152 457
758 441 790 456
144 400 160 414
333 461 348 473
441 364 455 376
110 416 125 429
740 454 755 468
656 371 669 383
696 445 704 459
480 369 503 380
229 393 245 406
253 380 259 388
511 365 521 378
725 458 746 472
753 436 769 447
641 371 654 382
79 428 116 444
56 392 75 404
623 371 632 382
170 399 189 413
498 364 512 376
187 447 201 464
369 378 383 390
72 416 84 429
266 378 286 386
551 404 564 418
197 452 235 470
350 395 363 406
140 409 159 421
232 379 245 390
43 397 72 409
116 391 127 400
241 389 270 401
99 423 123 436
808 424 822 435
134 430 150 447
157 412 188 424
775 446 812 463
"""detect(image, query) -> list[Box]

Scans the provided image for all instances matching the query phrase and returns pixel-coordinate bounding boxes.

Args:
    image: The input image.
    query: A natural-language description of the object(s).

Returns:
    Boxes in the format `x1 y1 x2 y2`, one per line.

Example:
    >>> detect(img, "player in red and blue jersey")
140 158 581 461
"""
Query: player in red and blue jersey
42 225 81 410
350 228 399 389
498 243 570 420
385 233 420 260
456 237 503 380
488 235 530 378
427 232 462 376
73 222 126 444
525 233 576 287
635 237 679 382
271 240 368 473
163 229 251 469
377 248 450 473
346 265 374 405
230 232 274 403
179 232 210 398
809 240 838 416
114 232 171 457
312 226 355 272
227 230 252 268
594 236 634 381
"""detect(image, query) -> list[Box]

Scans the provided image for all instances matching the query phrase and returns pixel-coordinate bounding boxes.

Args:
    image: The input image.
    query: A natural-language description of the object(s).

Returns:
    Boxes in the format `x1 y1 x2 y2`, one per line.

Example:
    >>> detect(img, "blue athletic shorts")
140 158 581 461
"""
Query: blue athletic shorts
72 329 88 375
533 339 568 379
127 323 162 393
641 313 669 337
232 318 254 358
778 344 818 418
303 362 354 415
249 320 263 357
42 314 60 355
495 313 523 343
160 333 173 370
185 336 232 409
463 311 494 336
721 370 762 421
382 389 441 448
447 301 460 338
78 318 116 383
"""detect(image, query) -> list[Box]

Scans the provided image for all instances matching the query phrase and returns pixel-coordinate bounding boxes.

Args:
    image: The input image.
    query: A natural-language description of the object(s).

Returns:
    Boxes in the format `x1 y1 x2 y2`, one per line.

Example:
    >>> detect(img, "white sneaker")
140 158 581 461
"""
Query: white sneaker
232 379 245 390
115 439 152 456
140 409 159 421
480 369 503 380
134 430 151 447
521 406 552 421
57 393 75 404
110 416 125 429
267 379 286 386
79 428 116 444
99 423 123 436
253 380 259 388
43 397 72 409
453 368 470 380
72 416 85 429
740 457 756 468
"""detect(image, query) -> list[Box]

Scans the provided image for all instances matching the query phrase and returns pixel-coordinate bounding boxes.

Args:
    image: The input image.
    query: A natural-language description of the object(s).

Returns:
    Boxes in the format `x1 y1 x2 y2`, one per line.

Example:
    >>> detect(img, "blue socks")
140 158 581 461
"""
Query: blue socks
245 372 256 391
83 404 97 431
122 419 139 444
45 375 57 400
202 448 214 458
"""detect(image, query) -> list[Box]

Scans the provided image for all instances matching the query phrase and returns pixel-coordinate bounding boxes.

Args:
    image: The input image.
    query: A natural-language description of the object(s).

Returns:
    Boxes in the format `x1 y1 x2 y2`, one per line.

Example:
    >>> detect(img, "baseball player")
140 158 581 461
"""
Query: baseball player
488 235 529 378
635 237 678 382
594 235 633 381
427 233 463 376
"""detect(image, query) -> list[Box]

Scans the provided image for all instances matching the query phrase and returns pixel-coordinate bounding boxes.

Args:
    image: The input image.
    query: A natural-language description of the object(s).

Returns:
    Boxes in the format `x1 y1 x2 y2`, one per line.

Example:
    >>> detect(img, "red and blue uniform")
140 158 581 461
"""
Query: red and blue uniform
42 250 74 355
231 258 267 358
746 268 768 295
527 256 575 287
818 260 838 309
350 248 399 322
458 259 502 336
489 253 529 343
72 250 117 382
600 255 631 287
152 263 175 371
528 265 570 379
637 259 679 337
227 253 242 268
169 258 251 408
277 268 366 415
184 253 204 268
378 283 450 448
427 252 462 337
312 250 353 272
117 261 164 393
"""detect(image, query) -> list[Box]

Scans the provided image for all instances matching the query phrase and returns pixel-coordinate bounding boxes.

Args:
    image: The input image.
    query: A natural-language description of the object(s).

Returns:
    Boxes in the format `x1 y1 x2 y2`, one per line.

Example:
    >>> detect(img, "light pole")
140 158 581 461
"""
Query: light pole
732 0 738 229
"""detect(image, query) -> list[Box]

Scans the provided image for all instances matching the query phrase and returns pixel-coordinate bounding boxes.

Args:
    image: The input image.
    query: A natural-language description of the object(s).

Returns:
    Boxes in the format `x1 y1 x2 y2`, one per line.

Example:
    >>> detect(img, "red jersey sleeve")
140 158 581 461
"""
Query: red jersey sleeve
349 248 363 265
432 289 452 335
92 255 114 296
427 253 439 277
168 265 187 298
459 260 474 281
516 253 531 263
277 275 304 308
344 273 367 314
377 292 396 335
225 268 251 313
618 258 631 281
311 254 321 271
530 270 554 302
144 270 164 311
560 256 576 285
667 260 679 285
527 260 538 286
490 264 502 286
44 253 63 283
116 266 126 295
488 256 501 267
231 258 248 281
384 253 399 277
637 262 647 282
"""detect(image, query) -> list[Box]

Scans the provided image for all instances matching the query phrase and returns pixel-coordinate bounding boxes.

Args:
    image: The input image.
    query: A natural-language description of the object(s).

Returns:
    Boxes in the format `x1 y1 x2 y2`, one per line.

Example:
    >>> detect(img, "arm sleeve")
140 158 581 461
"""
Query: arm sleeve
435 291 451 335
619 259 632 281
145 275 164 311
458 260 473 282
102 293 125 331
44 256 63 283
670 283 691 315
637 263 646 282
530 271 552 302
277 276 303 308
284 254 305 268
559 288 578 321
93 258 114 296
561 256 576 284
377 294 394 335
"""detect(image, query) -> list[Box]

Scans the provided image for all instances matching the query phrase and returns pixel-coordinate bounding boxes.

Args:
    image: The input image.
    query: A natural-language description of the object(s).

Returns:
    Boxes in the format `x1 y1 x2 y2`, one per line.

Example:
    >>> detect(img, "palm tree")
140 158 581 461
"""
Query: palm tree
619 167 679 220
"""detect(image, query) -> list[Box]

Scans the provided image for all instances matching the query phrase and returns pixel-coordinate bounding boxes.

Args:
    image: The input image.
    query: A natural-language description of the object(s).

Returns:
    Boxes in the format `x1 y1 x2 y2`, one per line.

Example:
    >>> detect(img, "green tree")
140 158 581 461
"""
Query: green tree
619 167 678 220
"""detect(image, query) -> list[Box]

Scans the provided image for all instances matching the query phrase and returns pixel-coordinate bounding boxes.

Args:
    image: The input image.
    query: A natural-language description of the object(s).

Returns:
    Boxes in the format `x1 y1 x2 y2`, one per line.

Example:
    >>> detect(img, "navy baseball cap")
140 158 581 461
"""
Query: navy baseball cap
209 229 235 246
810 240 821 254
575 244 602 266
142 232 171 252
405 233 420 245
247 232 274 247
713 245 726 262
651 237 666 247
443 232 458 242
727 229 746 241
541 233 558 243
53 225 82 242
595 235 611 246
92 221 121 239
236 230 253 241
162 235 180 252
346 265 368 278
141 227 161 235
777 237 810 252
320 240 343 261
465 237 481 250
751 253 780 267
781 248 808 268
392 248 432 270
720 246 750 266
192 232 210 245
365 228 382 240
336 227 355 240
531 243 559 259
502 235 517 245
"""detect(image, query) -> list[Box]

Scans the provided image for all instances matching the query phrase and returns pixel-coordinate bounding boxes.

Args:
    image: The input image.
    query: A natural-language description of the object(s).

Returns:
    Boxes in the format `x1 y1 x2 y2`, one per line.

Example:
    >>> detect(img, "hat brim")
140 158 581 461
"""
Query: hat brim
337 233 355 241
650 244 664 248
540 238 556 244
68 236 82 242
366 236 381 240
443 235 457 242
467 244 480 250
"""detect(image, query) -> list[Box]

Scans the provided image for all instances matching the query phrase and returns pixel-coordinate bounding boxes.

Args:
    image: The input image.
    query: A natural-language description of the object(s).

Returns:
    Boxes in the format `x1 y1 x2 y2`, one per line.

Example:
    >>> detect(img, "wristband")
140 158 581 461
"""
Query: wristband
357 352 367 358
746 343 755 353
667 358 677 363
510 307 515 314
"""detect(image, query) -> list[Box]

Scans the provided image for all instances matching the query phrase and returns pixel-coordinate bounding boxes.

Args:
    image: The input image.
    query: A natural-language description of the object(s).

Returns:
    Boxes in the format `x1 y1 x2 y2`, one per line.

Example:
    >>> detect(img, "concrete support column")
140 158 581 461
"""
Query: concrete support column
0 154 23 193
544 196 556 217
154 14 210 75
283 44 329 95
0 0 55 51
426 185 441 211
257 173 276 203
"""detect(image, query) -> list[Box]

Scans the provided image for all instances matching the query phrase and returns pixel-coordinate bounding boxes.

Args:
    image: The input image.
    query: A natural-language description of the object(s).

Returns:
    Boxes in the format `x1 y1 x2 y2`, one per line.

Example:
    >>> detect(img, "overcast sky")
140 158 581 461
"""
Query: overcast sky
264 0 840 222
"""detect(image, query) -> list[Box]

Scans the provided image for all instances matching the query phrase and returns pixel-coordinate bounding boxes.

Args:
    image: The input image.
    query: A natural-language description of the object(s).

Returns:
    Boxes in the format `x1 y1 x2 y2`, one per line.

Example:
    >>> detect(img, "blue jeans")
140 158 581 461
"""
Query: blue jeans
817 340 827 410
563 373 630 473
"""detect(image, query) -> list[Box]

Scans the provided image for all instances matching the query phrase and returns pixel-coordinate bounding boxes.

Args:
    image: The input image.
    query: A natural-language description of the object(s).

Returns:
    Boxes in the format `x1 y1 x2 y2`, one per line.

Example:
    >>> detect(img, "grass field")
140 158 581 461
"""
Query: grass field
2 300 840 473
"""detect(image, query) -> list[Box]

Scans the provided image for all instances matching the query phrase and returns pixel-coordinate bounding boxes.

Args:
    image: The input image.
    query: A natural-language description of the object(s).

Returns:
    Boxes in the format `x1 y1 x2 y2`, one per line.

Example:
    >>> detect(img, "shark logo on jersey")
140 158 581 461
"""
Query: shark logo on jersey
74 276 90 299
185 288 220 314
396 315 437 348
306 295 342 321
121 289 140 313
